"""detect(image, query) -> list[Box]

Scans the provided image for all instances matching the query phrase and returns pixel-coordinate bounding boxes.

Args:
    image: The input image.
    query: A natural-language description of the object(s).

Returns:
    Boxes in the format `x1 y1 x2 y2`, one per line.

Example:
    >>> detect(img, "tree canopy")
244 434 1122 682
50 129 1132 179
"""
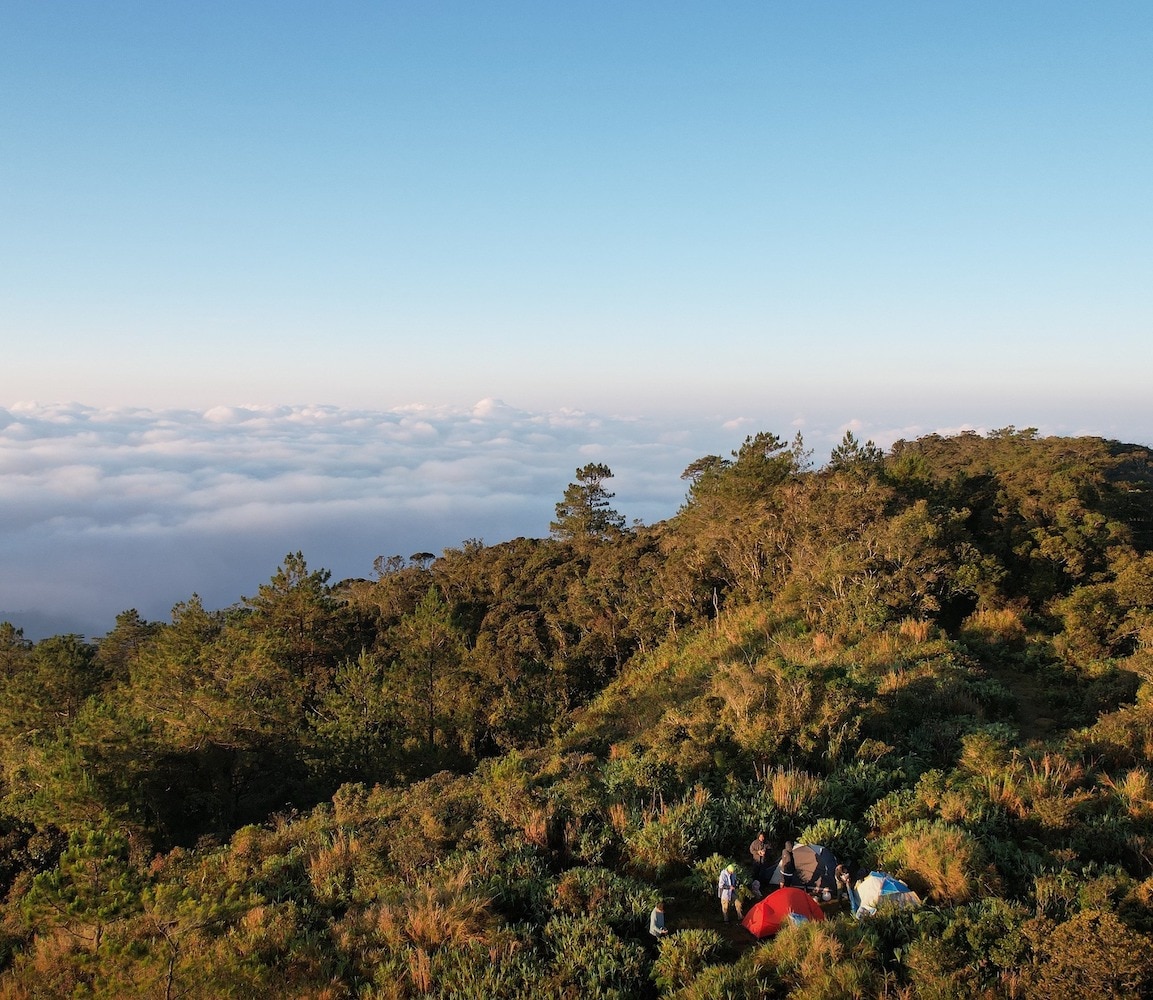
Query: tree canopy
551 462 627 542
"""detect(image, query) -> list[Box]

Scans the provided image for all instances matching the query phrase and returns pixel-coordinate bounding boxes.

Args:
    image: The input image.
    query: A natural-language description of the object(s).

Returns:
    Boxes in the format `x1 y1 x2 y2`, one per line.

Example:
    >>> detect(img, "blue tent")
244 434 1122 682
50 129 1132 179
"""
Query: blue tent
850 872 922 918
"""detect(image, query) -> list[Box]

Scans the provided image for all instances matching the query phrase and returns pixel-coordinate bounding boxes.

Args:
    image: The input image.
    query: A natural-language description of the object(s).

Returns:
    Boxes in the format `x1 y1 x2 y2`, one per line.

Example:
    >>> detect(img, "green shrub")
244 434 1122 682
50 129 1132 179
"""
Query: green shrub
551 865 656 929
701 783 784 852
625 815 698 880
1027 910 1153 999
796 818 866 871
430 941 546 1000
542 914 648 999
873 819 999 905
468 844 553 922
819 759 907 817
689 854 732 901
651 927 724 992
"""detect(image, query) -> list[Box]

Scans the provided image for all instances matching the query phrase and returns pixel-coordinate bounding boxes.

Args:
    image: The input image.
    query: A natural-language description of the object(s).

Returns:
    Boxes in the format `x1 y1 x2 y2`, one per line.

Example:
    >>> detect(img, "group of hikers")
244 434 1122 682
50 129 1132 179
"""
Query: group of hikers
649 831 865 939
721 831 842 924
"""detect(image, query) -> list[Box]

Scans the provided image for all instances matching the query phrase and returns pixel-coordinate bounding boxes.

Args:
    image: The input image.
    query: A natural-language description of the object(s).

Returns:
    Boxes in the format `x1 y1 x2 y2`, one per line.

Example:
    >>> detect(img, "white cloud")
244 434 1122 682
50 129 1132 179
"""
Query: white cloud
0 400 718 636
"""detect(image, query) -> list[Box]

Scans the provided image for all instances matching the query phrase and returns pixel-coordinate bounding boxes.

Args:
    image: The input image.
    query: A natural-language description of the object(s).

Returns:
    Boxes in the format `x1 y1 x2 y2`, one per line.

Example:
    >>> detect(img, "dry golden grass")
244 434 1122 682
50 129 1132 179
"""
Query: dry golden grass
876 659 937 694
521 804 552 848
880 822 998 905
811 631 835 655
856 738 897 762
898 617 935 643
237 902 300 956
28 929 82 978
606 801 629 834
1025 752 1084 790
973 751 1092 828
689 784 711 810
307 830 362 905
1031 794 1092 831
768 766 823 815
770 628 844 665
958 731 1011 779
1018 753 1092 829
937 788 980 824
857 631 903 665
1101 768 1153 819
981 772 1026 818
241 905 268 933
959 607 1027 646
709 662 765 726
407 947 431 994
373 867 496 967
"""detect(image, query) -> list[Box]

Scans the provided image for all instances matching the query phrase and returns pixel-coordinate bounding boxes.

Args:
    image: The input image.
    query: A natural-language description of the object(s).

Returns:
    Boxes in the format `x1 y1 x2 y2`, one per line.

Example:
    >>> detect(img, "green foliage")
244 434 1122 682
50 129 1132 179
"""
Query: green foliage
551 866 656 928
308 650 399 785
1027 910 1153 998
424 941 545 1000
829 430 885 475
542 913 648 998
24 823 143 953
551 463 627 542
796 818 866 872
3 429 1153 996
651 927 724 992
689 853 738 902
696 783 784 853
820 759 908 819
388 585 470 760
0 632 103 740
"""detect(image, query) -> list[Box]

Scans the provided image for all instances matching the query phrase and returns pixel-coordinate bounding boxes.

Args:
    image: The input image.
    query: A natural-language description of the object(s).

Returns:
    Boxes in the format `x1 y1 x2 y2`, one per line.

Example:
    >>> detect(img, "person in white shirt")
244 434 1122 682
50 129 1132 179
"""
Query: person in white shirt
649 900 669 938
717 864 743 923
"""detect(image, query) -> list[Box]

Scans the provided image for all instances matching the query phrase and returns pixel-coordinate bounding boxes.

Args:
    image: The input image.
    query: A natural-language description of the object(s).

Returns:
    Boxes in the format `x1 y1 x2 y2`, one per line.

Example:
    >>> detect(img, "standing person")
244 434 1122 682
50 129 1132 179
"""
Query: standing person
835 864 853 903
779 841 796 888
749 831 768 868
717 864 743 923
649 900 669 939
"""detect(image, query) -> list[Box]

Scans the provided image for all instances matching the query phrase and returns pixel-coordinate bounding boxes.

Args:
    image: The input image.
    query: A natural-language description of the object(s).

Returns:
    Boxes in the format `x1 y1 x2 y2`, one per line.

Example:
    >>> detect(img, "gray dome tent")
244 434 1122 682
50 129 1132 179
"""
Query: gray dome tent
768 843 839 892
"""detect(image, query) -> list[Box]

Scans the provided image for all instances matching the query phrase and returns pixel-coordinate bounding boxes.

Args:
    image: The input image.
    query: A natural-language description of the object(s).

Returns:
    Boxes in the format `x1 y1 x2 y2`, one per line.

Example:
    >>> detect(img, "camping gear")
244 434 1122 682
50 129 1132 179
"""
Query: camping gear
851 872 922 918
767 842 839 892
742 886 826 939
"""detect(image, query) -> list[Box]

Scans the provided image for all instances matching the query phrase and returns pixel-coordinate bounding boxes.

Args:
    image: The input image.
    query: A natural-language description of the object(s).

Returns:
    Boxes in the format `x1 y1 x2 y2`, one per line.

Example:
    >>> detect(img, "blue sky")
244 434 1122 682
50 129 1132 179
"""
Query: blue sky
1 3 1151 635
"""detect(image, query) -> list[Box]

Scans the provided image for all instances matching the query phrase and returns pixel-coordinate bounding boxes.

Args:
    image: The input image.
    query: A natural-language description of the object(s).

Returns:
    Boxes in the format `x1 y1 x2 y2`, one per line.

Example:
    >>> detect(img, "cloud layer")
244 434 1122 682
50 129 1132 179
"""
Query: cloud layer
0 399 727 637
4 399 1144 640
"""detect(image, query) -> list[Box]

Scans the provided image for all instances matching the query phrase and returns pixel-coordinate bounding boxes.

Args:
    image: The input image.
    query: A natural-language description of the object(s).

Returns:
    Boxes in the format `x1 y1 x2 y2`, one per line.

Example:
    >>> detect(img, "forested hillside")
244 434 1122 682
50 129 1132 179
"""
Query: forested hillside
3 428 1153 998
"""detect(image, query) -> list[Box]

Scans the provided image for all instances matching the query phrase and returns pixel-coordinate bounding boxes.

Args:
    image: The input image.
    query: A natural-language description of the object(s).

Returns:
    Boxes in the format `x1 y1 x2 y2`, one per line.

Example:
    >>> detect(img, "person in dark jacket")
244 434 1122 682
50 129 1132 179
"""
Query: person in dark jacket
749 831 768 866
779 841 796 887
749 831 769 883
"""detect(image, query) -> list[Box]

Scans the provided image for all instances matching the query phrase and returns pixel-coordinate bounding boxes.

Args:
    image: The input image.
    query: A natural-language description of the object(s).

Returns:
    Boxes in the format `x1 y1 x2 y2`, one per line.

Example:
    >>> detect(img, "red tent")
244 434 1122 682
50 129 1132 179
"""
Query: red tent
741 886 826 939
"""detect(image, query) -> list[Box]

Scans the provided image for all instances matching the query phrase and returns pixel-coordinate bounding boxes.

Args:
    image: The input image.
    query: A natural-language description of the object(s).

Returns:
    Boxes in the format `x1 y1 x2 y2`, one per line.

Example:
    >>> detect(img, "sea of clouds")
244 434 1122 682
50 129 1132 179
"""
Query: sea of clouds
5 398 1097 640
0 399 753 639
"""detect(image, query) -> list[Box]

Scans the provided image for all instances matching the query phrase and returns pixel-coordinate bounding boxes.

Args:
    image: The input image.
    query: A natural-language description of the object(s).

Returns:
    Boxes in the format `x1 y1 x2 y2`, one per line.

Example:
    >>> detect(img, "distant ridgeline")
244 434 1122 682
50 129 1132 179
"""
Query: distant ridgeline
3 428 1153 998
